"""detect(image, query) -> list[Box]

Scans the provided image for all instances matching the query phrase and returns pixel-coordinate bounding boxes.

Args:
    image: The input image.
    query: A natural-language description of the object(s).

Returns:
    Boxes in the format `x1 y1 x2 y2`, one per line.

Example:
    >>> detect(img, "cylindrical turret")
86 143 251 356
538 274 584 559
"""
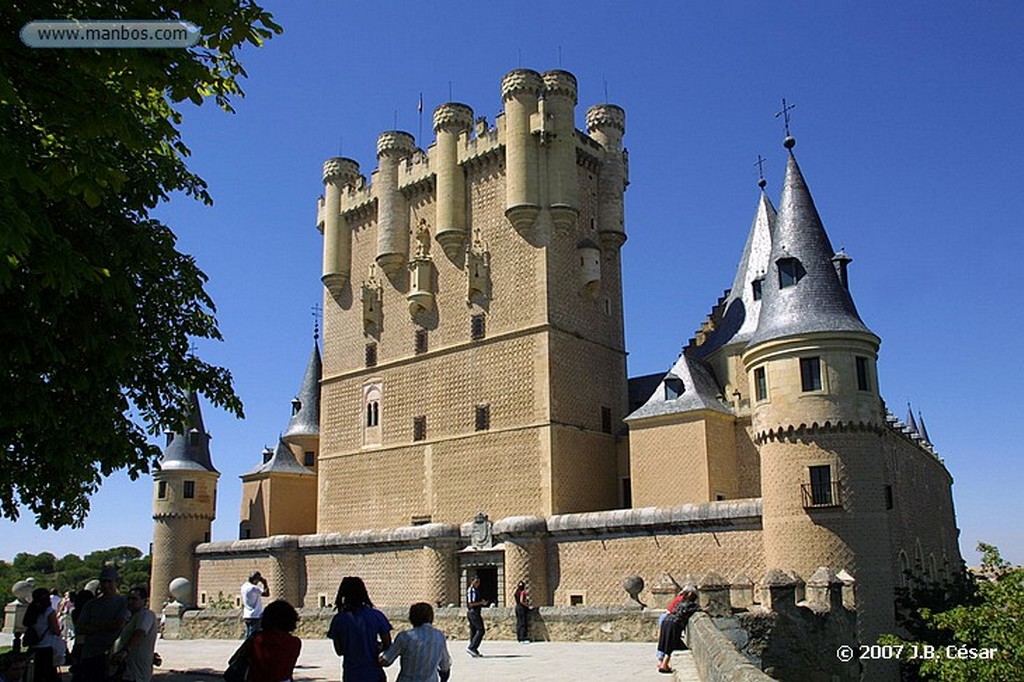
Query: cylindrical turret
375 131 416 277
501 69 544 231
432 103 474 261
577 238 601 295
321 157 361 296
150 469 218 608
585 104 627 249
542 70 579 233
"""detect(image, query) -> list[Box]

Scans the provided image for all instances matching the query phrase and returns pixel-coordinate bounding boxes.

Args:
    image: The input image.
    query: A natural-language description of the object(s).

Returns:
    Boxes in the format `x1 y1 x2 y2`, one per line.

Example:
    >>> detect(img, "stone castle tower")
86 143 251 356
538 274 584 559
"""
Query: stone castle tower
314 68 632 532
150 392 218 605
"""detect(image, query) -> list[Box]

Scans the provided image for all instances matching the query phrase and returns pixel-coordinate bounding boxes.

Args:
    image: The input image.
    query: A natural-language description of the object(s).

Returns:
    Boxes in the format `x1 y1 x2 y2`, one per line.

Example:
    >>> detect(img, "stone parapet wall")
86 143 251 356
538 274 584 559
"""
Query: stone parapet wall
174 605 659 642
687 612 772 682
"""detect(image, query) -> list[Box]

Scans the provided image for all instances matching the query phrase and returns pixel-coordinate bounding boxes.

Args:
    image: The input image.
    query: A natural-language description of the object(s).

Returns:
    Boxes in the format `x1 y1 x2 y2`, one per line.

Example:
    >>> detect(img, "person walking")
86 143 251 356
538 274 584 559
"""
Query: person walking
380 602 451 682
465 576 488 657
248 600 301 682
22 587 62 682
109 587 159 682
74 567 129 682
513 581 530 643
240 572 270 639
327 577 392 682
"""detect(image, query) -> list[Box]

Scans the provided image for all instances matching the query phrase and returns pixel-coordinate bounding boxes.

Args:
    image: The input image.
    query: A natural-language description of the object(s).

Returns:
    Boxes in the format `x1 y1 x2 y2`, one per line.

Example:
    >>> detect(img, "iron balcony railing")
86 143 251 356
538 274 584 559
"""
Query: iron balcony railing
802 480 842 508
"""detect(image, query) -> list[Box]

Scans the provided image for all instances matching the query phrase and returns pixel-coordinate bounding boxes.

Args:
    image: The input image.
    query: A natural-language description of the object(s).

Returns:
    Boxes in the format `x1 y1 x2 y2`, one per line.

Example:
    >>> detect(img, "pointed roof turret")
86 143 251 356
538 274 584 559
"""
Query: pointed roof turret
917 411 931 444
748 149 875 347
159 391 217 473
282 342 322 445
625 350 731 422
905 403 919 435
244 438 315 477
695 189 776 357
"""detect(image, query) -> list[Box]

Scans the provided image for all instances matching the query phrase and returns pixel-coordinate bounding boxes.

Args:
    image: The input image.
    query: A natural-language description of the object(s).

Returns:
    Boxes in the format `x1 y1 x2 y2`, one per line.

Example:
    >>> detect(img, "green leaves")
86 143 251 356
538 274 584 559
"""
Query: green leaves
0 0 276 528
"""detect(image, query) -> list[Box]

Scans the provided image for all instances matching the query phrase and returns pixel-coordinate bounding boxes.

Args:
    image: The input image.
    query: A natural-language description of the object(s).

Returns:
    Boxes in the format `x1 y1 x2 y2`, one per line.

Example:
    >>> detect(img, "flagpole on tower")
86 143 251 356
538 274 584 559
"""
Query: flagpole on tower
417 92 423 143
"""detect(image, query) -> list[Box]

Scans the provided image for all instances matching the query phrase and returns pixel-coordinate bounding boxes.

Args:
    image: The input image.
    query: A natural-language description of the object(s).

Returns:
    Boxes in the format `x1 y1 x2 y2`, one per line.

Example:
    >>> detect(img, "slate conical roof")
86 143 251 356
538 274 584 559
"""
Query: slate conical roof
695 190 776 357
282 343 321 442
748 151 874 347
159 391 217 473
245 438 315 477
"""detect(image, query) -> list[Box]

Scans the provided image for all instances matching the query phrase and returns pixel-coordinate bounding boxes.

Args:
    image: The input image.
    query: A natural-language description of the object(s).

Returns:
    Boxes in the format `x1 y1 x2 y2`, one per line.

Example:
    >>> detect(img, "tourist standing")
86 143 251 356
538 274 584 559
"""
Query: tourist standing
22 587 62 682
465 576 488 657
327 577 392 682
380 602 451 682
248 600 301 682
240 572 270 639
73 567 129 682
513 581 530 643
109 587 159 682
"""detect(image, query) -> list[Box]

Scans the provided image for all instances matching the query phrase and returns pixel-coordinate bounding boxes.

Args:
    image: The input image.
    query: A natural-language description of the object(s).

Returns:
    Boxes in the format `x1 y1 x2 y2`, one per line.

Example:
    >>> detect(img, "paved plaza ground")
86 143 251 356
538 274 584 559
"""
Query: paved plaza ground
2 632 698 681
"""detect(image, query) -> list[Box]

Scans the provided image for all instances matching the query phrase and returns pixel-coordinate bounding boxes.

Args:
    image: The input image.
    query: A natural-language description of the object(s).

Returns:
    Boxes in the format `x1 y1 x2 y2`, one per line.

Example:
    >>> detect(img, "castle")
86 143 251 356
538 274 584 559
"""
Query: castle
149 69 962 660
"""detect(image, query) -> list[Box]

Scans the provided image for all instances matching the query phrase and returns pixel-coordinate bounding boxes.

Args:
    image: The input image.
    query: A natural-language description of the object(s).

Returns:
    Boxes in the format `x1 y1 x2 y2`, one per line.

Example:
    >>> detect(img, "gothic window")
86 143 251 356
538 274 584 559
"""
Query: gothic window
366 401 380 427
777 258 805 288
754 367 768 401
183 480 196 499
800 357 822 392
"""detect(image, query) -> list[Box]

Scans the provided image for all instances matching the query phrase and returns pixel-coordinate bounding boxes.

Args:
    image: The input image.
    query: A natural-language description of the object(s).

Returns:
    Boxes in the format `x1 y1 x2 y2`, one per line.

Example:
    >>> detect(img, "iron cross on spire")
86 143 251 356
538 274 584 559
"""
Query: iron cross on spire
311 303 322 341
775 98 797 149
754 154 768 188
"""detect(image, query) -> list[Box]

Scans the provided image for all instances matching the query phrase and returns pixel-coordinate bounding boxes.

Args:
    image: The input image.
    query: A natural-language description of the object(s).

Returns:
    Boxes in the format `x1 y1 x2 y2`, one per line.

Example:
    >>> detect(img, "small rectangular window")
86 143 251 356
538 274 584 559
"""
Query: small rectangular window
884 485 894 510
805 465 835 507
856 357 870 391
365 343 377 368
620 477 632 508
415 329 428 354
157 481 167 499
569 594 584 606
471 314 486 340
601 406 613 434
413 416 427 441
183 480 195 499
303 451 315 466
475 404 490 431
754 367 768 401
752 279 763 301
800 357 822 392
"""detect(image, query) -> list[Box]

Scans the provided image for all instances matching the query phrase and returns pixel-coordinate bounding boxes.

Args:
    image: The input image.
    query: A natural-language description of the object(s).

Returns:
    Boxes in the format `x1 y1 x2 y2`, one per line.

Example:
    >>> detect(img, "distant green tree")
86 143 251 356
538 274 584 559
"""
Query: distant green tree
882 543 1024 681
0 0 280 529
12 551 56 575
1 546 152 598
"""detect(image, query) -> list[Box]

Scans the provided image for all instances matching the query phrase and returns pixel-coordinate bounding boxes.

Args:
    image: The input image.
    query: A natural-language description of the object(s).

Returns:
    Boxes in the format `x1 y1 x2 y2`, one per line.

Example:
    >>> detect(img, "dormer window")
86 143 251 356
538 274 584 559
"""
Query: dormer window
291 398 301 416
664 376 684 400
188 428 201 447
751 278 763 301
777 258 805 289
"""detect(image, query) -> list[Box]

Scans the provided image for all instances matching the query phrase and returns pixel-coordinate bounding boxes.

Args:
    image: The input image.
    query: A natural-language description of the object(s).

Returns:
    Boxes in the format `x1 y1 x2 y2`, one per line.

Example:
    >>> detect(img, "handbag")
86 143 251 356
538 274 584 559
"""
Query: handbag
224 638 252 682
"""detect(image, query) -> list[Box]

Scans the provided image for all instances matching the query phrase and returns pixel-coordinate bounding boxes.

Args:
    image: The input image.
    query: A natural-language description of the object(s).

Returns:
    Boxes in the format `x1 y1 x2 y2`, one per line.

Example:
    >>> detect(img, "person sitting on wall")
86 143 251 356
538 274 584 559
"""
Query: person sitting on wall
656 586 701 674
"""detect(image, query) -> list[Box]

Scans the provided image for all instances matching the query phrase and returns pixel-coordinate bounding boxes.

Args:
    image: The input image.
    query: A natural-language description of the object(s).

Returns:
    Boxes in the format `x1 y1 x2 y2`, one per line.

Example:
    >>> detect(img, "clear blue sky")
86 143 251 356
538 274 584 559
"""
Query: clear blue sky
2 2 1021 569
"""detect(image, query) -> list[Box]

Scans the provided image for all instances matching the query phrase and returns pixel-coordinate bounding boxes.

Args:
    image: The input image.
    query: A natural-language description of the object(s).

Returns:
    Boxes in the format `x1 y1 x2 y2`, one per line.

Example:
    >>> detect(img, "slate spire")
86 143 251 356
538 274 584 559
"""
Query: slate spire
159 391 217 473
282 342 322 444
748 149 875 347
696 188 776 357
